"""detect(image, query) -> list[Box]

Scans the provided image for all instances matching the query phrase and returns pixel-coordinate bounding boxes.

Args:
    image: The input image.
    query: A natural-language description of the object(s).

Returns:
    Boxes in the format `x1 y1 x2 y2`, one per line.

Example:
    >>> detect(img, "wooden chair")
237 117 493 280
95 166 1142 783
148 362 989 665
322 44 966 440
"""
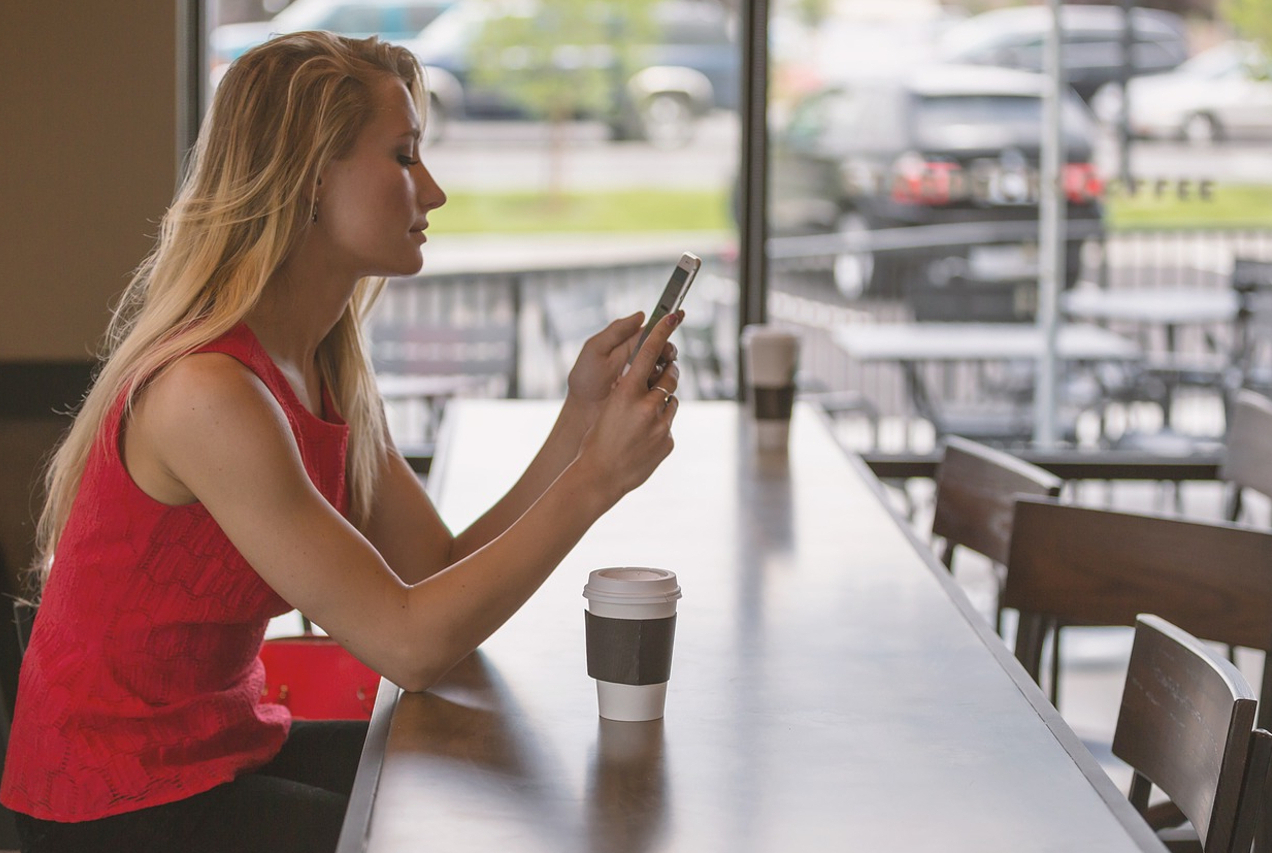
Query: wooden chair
1002 498 1272 730
930 436 1063 636
1113 615 1260 853
1220 389 1272 524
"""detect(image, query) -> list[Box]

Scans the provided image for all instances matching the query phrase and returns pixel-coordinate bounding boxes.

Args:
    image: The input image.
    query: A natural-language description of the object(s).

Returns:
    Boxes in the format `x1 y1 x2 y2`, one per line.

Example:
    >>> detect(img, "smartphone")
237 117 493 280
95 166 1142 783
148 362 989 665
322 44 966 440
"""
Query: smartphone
627 251 701 366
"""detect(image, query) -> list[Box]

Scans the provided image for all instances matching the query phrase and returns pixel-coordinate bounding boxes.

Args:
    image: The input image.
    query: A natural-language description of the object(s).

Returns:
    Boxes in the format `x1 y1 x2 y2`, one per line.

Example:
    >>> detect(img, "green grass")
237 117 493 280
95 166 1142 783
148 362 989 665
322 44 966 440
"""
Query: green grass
1105 183 1272 230
433 182 1272 234
431 188 734 233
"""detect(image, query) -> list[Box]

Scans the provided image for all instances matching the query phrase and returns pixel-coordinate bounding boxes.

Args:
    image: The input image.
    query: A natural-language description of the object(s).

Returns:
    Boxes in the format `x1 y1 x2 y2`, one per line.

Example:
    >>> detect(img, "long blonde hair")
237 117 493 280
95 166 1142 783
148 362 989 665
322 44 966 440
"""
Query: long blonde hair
32 32 425 589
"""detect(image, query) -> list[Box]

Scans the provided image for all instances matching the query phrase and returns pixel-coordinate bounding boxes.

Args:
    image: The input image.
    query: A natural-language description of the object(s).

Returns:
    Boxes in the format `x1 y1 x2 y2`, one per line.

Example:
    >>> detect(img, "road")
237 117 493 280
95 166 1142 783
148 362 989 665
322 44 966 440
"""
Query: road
421 112 740 191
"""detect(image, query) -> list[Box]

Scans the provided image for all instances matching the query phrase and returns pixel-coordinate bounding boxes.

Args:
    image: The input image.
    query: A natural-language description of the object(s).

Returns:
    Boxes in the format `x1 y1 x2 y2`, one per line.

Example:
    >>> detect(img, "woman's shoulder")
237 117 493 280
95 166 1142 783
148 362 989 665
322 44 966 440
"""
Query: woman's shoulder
141 351 289 440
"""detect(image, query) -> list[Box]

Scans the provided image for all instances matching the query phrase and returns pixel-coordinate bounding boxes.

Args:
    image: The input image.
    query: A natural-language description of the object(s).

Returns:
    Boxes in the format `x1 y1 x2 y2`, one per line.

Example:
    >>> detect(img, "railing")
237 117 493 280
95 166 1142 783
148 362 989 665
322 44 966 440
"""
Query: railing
371 227 1272 452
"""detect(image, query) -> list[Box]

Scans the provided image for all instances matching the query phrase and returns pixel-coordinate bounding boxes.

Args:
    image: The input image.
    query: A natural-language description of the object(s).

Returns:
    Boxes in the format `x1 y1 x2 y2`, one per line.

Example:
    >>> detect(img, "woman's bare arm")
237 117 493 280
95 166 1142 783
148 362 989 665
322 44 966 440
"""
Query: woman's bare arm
127 313 681 692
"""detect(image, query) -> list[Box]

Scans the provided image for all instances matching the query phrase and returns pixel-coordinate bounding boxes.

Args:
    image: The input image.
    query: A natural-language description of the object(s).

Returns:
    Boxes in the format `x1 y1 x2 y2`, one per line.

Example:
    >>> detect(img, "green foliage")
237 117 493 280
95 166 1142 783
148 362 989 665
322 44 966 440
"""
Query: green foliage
468 0 660 123
1223 0 1272 56
431 187 733 233
1106 183 1272 230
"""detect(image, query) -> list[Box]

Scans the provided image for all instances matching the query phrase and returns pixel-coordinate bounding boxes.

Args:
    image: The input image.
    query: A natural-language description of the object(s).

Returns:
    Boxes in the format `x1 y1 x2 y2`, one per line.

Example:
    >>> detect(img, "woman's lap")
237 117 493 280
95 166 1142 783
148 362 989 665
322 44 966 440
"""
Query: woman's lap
16 719 368 853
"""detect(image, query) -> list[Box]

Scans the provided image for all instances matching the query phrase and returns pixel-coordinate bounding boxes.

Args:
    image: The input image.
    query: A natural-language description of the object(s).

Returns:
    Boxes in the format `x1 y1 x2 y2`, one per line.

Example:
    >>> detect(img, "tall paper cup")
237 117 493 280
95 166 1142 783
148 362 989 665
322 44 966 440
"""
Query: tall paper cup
583 568 681 722
742 325 801 450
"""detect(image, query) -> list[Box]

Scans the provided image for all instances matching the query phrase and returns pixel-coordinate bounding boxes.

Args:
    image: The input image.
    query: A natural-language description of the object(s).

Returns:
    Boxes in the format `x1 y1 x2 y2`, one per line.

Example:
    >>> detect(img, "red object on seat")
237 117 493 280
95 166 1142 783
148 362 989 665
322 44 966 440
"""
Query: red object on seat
259 635 381 720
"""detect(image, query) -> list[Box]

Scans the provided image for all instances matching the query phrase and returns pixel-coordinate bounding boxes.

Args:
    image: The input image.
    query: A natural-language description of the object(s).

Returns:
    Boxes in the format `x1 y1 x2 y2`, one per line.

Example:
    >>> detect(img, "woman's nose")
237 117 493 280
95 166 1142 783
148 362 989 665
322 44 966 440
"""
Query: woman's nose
418 163 446 211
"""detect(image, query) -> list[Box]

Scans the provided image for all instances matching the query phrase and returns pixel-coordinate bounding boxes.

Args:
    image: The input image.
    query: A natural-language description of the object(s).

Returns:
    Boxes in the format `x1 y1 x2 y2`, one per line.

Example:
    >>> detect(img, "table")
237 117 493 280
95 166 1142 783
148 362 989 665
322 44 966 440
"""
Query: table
1060 287 1239 330
338 400 1164 853
833 322 1141 363
1060 288 1240 429
833 323 1141 443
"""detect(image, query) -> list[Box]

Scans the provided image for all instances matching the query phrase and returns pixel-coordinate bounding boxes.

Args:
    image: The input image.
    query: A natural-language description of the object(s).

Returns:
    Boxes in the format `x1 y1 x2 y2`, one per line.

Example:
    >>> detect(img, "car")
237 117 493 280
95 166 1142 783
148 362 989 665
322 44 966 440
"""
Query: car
401 0 739 147
1091 41 1272 144
769 64 1104 307
935 4 1189 103
210 0 454 79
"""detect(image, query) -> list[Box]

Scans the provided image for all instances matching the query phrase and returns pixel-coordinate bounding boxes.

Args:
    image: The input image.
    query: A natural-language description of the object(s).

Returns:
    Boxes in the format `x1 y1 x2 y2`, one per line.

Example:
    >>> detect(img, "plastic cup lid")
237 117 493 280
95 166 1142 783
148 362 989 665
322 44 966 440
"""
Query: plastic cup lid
582 567 682 606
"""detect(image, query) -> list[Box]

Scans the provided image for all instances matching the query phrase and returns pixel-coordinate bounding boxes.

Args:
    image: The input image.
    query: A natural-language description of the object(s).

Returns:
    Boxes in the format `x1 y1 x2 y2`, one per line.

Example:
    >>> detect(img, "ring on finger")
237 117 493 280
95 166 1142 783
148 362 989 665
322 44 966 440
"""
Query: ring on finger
651 384 673 406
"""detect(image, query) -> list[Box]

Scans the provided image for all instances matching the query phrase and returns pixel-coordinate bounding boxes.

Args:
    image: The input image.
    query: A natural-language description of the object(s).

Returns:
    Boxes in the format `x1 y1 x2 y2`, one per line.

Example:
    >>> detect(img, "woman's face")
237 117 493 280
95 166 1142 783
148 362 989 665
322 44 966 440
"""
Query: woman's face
316 75 446 279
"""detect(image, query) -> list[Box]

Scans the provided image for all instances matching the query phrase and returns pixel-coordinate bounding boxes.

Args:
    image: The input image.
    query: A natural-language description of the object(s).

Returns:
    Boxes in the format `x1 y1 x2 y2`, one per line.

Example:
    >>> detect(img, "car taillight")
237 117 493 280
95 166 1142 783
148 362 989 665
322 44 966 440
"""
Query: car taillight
1062 163 1103 204
890 153 966 206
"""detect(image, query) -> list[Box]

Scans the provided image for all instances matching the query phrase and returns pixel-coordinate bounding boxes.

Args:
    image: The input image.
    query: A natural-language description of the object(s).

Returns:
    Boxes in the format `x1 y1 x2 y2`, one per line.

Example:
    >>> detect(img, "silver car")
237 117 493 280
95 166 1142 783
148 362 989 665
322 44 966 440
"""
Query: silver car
1092 41 1272 144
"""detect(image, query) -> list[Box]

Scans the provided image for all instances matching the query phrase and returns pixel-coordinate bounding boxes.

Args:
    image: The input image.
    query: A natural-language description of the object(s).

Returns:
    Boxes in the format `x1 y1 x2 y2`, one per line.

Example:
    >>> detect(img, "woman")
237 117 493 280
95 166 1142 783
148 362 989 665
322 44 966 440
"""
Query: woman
2 31 681 853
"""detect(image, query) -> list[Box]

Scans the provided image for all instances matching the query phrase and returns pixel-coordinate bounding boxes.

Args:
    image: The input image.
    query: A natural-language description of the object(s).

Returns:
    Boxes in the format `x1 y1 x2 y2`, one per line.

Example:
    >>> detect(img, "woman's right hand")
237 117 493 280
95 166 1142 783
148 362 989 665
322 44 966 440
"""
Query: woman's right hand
574 310 684 504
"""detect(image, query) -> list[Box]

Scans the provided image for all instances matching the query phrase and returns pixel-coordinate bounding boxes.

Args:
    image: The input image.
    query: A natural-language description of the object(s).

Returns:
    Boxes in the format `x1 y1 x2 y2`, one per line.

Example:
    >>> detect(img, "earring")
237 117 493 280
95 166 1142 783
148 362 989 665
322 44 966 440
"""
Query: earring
311 201 318 224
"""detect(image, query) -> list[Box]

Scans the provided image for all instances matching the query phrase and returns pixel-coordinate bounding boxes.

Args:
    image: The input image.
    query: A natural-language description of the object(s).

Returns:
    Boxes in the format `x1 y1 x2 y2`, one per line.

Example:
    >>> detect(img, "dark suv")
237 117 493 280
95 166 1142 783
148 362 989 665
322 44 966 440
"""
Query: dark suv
936 4 1189 103
402 0 738 147
769 64 1104 314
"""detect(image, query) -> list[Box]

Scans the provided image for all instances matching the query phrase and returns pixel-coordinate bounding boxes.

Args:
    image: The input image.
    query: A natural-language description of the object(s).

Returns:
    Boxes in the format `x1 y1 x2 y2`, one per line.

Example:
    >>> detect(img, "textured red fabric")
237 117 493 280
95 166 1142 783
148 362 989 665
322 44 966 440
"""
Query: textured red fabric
1 323 350 821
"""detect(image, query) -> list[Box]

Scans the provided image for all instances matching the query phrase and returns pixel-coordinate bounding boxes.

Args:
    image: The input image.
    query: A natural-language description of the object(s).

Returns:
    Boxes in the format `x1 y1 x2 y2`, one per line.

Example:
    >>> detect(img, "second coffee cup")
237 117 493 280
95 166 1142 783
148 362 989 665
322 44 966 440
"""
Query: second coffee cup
742 325 801 451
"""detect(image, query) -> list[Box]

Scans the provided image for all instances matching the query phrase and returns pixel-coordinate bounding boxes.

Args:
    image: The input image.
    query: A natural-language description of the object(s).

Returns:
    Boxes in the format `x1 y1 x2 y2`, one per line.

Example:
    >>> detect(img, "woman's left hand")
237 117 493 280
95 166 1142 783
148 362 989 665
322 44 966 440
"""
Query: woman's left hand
567 312 680 407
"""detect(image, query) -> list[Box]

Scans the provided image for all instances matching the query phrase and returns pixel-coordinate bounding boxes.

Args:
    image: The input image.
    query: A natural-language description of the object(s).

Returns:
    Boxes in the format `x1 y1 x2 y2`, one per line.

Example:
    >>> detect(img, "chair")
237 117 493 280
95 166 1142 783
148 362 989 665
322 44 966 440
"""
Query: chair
1112 614 1260 853
1001 498 1272 730
930 436 1062 635
369 300 521 459
1220 389 1272 524
1232 259 1272 402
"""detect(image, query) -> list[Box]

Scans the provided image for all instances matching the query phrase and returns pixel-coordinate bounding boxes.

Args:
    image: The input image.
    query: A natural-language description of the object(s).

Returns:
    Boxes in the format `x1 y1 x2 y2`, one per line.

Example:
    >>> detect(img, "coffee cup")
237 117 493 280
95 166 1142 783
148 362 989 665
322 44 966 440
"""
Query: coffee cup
582 568 681 722
742 325 801 451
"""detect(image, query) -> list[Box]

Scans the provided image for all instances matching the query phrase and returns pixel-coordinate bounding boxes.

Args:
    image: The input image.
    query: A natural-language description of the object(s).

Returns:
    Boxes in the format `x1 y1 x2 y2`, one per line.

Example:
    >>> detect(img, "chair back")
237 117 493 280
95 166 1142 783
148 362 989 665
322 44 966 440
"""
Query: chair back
931 436 1062 569
1113 615 1258 853
1002 498 1272 729
1233 259 1272 398
1221 389 1272 522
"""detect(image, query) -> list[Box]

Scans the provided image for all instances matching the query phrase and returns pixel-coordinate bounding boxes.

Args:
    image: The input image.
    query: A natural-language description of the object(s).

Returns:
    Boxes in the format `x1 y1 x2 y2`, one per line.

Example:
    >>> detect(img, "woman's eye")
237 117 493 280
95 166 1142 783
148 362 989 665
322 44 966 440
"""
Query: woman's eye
398 155 420 167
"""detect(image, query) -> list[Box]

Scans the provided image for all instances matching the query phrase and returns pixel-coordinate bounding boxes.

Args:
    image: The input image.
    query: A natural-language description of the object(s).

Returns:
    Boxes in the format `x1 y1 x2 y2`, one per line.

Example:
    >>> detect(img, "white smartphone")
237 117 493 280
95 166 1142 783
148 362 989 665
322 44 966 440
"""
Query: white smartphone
627 251 701 366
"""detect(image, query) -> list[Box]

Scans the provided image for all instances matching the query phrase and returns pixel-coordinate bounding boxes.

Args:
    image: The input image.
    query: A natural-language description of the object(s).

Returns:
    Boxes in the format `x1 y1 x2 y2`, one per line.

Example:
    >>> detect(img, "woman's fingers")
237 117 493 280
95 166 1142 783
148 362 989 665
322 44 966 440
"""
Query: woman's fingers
628 311 682 390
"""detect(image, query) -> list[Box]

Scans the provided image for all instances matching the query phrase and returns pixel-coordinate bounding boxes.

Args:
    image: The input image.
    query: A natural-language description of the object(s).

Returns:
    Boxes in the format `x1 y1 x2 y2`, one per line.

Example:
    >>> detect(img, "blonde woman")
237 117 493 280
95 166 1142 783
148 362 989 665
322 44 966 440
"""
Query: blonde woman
2 31 682 853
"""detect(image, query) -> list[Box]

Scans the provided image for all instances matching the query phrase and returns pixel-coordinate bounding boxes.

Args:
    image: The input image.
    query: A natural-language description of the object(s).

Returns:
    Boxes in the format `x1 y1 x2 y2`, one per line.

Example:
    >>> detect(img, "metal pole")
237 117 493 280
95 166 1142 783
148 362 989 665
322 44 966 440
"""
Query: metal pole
176 0 208 183
736 0 770 399
1118 0 1134 185
1035 0 1067 447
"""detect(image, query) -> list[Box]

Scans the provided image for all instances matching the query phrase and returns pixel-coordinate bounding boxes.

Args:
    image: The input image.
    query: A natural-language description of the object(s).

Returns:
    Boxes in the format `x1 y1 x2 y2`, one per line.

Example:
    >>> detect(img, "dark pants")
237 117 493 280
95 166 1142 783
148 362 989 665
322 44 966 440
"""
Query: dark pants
15 719 368 853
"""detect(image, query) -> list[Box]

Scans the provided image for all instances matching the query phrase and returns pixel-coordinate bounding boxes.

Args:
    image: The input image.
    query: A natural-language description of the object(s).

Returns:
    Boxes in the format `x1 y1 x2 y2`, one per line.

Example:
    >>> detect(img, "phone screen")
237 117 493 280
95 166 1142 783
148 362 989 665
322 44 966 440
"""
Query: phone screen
628 253 700 366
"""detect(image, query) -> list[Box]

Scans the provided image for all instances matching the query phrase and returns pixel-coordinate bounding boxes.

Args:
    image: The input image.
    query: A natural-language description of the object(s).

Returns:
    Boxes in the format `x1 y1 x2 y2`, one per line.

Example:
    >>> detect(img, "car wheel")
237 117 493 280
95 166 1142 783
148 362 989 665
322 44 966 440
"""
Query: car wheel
1181 112 1221 146
831 213 876 300
640 93 695 150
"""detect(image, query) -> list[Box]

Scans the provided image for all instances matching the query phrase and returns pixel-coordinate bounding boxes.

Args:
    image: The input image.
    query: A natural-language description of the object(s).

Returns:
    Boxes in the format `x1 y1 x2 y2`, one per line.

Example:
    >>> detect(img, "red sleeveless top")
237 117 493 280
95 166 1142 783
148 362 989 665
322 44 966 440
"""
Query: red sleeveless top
1 323 350 821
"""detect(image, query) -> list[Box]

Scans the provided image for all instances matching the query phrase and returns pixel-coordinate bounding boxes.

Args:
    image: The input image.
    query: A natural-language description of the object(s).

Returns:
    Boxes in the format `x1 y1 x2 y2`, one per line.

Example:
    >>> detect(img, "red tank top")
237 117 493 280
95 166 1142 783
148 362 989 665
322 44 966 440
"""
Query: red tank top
1 323 350 821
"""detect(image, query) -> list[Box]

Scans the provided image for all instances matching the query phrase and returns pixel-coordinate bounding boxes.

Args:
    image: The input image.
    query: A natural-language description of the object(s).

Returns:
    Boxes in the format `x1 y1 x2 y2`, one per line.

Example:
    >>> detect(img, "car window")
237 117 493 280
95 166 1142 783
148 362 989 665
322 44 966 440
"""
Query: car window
913 93 1092 151
316 6 385 33
404 4 448 31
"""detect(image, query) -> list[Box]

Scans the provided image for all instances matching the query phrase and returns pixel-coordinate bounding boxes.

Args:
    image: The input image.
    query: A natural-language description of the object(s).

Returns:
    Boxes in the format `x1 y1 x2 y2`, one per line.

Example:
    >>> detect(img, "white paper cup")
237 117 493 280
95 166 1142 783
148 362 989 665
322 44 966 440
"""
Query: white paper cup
742 326 801 451
583 568 681 722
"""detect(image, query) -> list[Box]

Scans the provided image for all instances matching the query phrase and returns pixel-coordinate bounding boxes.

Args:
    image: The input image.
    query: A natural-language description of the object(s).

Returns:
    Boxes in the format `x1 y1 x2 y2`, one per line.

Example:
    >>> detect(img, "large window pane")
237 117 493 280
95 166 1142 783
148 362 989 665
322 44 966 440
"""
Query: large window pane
766 0 1272 455
206 0 740 449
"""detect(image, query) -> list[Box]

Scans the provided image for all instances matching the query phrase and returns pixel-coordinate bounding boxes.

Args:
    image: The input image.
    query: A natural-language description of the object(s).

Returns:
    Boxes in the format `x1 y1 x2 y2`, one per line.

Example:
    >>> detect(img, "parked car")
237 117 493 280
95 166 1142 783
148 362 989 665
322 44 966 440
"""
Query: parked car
210 0 453 80
936 4 1189 103
1091 41 1272 144
769 64 1104 306
402 0 738 147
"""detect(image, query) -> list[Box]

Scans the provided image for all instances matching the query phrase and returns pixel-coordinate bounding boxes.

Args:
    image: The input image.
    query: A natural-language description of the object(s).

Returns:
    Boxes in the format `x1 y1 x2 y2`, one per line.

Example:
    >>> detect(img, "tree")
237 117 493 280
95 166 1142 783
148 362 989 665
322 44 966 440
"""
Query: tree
1224 0 1272 59
468 0 660 201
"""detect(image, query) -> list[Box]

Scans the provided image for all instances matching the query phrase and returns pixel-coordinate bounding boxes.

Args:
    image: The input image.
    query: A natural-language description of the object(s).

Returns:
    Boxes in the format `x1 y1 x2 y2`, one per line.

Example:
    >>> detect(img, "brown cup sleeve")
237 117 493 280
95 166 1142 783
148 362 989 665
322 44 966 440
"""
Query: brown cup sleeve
585 612 676 685
751 385 795 421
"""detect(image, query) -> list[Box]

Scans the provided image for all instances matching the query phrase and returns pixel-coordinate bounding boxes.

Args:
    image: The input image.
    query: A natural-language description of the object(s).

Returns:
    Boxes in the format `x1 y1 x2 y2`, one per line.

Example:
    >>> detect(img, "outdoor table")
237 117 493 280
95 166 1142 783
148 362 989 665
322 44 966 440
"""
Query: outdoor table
832 322 1141 442
336 399 1165 853
1060 288 1240 428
